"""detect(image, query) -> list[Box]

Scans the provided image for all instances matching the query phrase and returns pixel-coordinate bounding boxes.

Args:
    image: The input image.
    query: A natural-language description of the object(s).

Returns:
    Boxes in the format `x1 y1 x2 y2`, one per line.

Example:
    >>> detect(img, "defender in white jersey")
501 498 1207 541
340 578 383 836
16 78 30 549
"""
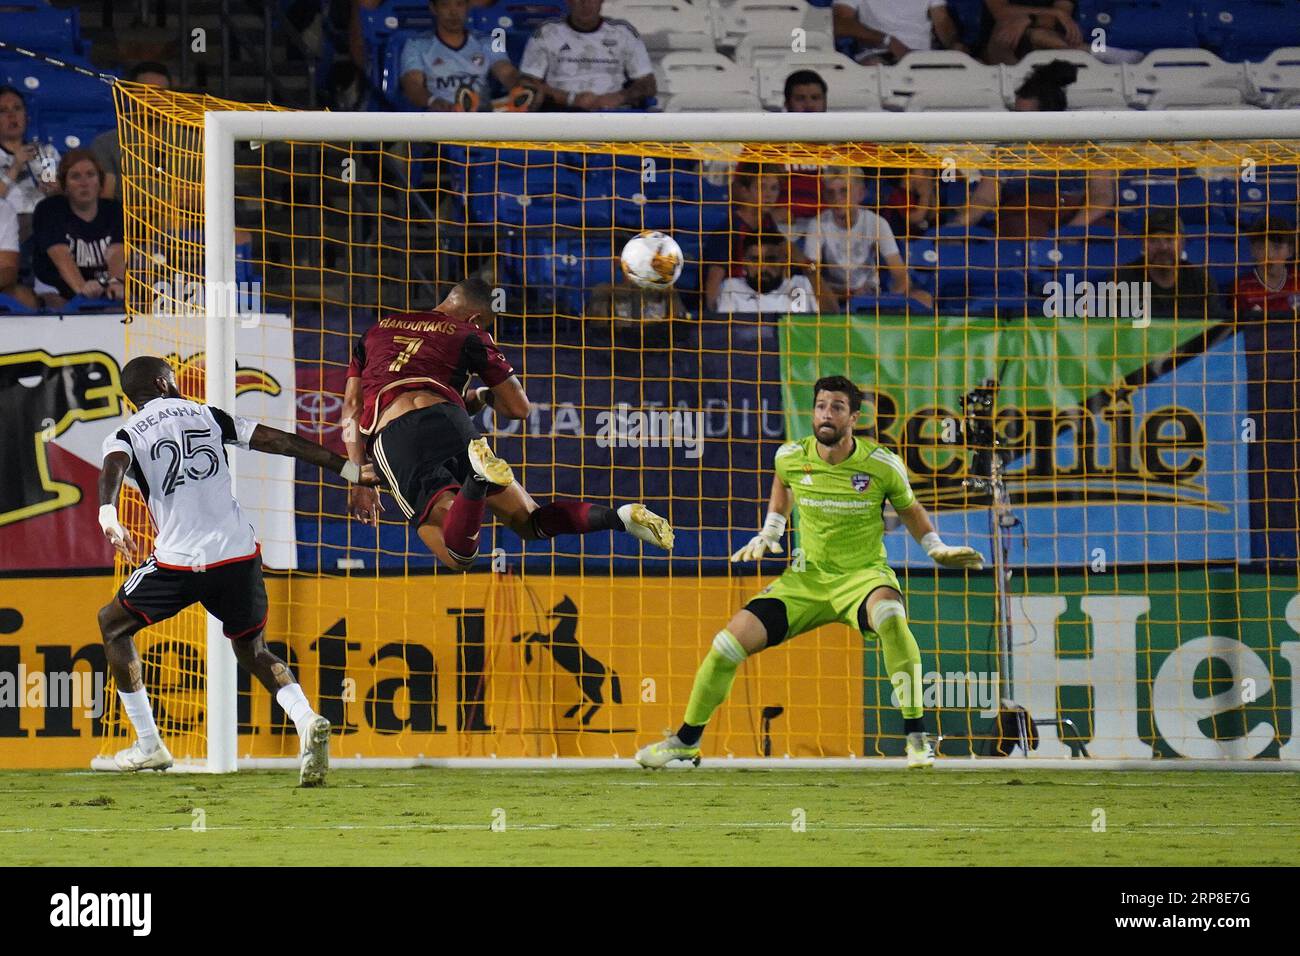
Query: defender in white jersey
95 356 378 785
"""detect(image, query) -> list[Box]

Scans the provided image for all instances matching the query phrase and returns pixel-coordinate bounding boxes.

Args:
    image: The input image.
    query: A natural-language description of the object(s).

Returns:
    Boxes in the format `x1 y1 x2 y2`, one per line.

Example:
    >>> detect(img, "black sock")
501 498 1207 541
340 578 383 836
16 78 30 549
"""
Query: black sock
676 722 704 746
461 473 491 501
590 505 624 532
903 717 925 735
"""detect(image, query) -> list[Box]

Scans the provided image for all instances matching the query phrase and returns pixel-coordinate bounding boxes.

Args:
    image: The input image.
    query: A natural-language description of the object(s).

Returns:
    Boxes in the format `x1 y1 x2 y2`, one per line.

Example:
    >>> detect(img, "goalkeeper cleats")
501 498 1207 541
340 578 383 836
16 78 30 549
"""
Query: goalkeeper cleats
299 715 332 788
466 438 514 488
109 740 174 772
618 503 675 551
635 733 701 769
905 732 935 769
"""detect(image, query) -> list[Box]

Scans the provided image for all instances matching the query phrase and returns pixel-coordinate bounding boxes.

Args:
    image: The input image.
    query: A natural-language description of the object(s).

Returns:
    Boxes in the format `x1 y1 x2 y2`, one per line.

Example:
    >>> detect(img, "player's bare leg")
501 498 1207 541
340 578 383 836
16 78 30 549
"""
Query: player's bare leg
861 587 932 768
636 607 769 768
95 598 173 771
231 631 331 786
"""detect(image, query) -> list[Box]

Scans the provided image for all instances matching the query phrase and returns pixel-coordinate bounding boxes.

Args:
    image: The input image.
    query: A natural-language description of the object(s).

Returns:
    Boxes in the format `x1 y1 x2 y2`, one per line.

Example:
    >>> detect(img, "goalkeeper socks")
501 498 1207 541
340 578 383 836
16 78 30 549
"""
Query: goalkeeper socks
676 722 705 746
528 502 622 539
682 630 748 729
443 482 489 559
276 683 317 738
118 688 162 754
869 601 925 721
903 717 925 735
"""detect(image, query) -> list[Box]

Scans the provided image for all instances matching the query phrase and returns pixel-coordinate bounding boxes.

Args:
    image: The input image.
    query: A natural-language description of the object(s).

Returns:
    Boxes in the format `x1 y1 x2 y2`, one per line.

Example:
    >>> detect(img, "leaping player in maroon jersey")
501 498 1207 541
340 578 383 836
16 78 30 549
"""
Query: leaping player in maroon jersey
342 276 674 570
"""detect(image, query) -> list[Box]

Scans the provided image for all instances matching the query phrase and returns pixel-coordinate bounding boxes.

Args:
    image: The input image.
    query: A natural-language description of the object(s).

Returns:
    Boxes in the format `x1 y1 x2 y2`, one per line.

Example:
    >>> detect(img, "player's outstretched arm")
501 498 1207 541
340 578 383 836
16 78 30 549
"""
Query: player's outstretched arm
730 474 793 563
897 501 985 570
478 375 530 421
247 424 378 485
340 376 382 527
97 451 140 562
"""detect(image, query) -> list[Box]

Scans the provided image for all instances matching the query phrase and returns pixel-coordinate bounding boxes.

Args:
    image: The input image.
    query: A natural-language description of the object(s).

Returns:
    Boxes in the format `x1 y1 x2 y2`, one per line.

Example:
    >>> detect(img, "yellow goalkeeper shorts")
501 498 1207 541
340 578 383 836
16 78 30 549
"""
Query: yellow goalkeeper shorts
746 565 902 645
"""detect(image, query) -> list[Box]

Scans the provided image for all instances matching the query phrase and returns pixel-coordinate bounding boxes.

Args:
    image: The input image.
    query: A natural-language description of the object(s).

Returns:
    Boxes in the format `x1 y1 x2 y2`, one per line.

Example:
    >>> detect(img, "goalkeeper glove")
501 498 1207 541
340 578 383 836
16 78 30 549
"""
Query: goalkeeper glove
730 512 786 563
99 504 139 561
922 532 985 570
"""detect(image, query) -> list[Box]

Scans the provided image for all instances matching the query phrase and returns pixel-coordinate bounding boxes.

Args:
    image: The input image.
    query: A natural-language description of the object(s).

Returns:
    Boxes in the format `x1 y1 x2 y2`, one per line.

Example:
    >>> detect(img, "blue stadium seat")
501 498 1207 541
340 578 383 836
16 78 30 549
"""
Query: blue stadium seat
1210 171 1300 229
3 58 115 113
1027 238 1142 284
849 292 933 313
498 232 614 316
32 105 115 151
909 236 1029 303
0 292 36 315
1077 1 1200 54
61 295 117 314
0 4 81 55
1195 1 1300 62
1116 170 1211 229
469 1 566 64
945 0 986 50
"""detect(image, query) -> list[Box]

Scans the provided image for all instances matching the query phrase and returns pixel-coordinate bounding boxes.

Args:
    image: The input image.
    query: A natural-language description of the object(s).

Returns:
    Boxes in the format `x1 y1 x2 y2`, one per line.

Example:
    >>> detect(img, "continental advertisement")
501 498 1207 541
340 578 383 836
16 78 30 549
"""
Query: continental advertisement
0 569 1295 767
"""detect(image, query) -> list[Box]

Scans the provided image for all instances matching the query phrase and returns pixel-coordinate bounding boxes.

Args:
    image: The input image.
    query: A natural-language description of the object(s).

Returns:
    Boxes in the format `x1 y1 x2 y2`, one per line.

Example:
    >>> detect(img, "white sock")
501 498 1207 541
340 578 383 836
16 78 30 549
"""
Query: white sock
276 684 318 738
118 688 161 754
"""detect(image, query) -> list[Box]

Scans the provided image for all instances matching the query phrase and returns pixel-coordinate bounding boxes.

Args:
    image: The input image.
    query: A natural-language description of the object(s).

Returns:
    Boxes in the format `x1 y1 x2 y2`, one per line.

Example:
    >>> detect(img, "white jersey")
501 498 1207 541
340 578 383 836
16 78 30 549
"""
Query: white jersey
804 207 901 294
519 17 653 96
101 397 260 570
715 274 818 314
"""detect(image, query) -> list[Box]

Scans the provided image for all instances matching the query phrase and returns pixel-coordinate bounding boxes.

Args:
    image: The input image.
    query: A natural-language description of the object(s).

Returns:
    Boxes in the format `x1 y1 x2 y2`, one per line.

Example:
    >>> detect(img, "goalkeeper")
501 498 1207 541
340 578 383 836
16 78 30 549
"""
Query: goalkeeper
636 375 984 770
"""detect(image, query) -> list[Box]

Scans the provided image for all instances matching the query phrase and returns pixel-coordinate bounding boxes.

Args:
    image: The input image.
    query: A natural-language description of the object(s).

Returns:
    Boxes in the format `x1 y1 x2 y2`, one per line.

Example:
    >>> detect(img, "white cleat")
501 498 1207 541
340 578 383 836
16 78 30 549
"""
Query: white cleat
906 731 935 769
108 740 174 772
299 715 331 787
618 503 675 551
635 733 701 769
466 437 514 487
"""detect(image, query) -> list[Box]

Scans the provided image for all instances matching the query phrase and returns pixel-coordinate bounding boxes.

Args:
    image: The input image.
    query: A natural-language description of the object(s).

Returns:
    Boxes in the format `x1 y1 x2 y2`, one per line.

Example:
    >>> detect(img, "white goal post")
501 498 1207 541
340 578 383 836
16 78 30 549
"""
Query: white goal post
201 109 1300 773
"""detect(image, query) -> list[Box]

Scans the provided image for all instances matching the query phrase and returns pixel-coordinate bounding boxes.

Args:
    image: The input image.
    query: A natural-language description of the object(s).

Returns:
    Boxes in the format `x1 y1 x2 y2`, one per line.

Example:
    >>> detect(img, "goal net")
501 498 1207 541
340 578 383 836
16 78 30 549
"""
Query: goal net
98 86 1300 769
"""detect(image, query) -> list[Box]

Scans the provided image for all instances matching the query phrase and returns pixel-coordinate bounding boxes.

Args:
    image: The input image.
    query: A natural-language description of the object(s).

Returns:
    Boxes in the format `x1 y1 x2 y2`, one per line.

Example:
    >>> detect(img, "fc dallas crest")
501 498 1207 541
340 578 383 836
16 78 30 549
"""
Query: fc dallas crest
851 473 872 493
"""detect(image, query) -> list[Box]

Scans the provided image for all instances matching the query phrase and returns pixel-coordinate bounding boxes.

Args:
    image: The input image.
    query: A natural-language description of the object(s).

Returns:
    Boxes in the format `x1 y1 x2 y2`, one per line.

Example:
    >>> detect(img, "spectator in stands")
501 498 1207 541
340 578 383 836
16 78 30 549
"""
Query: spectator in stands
704 163 806 311
0 197 35 308
1235 216 1300 320
780 71 827 237
881 168 942 241
1115 210 1225 320
804 167 932 310
716 232 831 314
92 62 172 202
1235 216 1300 562
0 85 60 238
952 61 1116 237
588 252 690 333
31 150 125 309
833 0 968 65
519 0 656 111
981 0 1086 66
399 0 528 111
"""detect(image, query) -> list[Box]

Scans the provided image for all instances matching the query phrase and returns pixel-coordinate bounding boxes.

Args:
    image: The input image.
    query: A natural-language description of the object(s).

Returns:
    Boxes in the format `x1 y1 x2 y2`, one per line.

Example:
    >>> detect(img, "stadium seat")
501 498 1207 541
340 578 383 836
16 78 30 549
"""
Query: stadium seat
881 51 1005 111
1195 1 1300 63
3 58 115 113
712 0 808 48
848 292 933 313
756 53 882 110
0 3 81 55
1211 170 1300 229
1117 170 1212 227
1245 47 1300 107
469 1 566 63
0 292 36 315
641 31 717 55
1002 50 1129 110
662 88 764 111
733 30 835 70
1027 238 1143 285
945 0 986 51
1076 0 1200 54
602 0 717 41
909 236 1029 303
655 51 755 96
61 295 118 314
1121 48 1252 108
498 232 617 316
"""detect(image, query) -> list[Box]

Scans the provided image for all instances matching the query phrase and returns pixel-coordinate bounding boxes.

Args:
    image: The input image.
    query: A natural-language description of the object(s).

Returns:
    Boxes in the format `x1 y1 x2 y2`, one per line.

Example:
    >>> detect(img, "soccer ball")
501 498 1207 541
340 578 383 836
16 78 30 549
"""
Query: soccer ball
620 231 684 290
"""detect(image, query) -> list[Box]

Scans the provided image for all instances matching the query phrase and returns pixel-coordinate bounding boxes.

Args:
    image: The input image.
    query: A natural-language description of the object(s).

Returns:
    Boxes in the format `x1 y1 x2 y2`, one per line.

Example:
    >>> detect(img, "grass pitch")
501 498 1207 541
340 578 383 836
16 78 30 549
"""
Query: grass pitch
1 768 1295 866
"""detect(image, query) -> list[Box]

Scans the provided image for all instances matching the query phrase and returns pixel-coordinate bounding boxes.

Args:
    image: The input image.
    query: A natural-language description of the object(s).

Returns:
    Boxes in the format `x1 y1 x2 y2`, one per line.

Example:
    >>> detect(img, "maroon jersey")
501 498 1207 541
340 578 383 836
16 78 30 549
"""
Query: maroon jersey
346 310 515 436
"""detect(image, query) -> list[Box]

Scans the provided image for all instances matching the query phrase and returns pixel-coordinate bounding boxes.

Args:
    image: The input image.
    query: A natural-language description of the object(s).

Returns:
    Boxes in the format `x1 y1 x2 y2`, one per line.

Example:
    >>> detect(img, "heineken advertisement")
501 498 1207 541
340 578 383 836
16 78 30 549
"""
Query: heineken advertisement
861 569 1299 761
780 315 1251 568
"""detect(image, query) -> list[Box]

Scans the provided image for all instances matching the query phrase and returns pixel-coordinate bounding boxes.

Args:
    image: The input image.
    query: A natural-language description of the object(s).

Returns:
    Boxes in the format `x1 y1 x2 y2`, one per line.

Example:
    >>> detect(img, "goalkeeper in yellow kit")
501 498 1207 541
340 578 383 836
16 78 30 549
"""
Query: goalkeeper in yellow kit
636 375 985 770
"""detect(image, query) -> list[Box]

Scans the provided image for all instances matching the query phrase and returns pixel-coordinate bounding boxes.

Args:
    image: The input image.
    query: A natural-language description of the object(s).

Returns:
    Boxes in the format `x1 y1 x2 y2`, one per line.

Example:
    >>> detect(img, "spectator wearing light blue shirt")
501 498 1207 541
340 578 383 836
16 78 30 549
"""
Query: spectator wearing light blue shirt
399 0 524 111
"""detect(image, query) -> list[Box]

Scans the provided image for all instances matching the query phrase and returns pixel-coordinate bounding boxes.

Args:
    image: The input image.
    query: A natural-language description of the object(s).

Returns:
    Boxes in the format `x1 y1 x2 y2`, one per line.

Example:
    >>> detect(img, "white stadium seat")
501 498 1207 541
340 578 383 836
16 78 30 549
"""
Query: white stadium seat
656 50 755 95
1245 47 1300 108
733 30 835 70
756 52 882 110
603 0 717 41
1122 48 1252 109
641 31 717 55
712 0 807 47
1001 49 1128 110
662 88 764 111
880 50 1005 111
